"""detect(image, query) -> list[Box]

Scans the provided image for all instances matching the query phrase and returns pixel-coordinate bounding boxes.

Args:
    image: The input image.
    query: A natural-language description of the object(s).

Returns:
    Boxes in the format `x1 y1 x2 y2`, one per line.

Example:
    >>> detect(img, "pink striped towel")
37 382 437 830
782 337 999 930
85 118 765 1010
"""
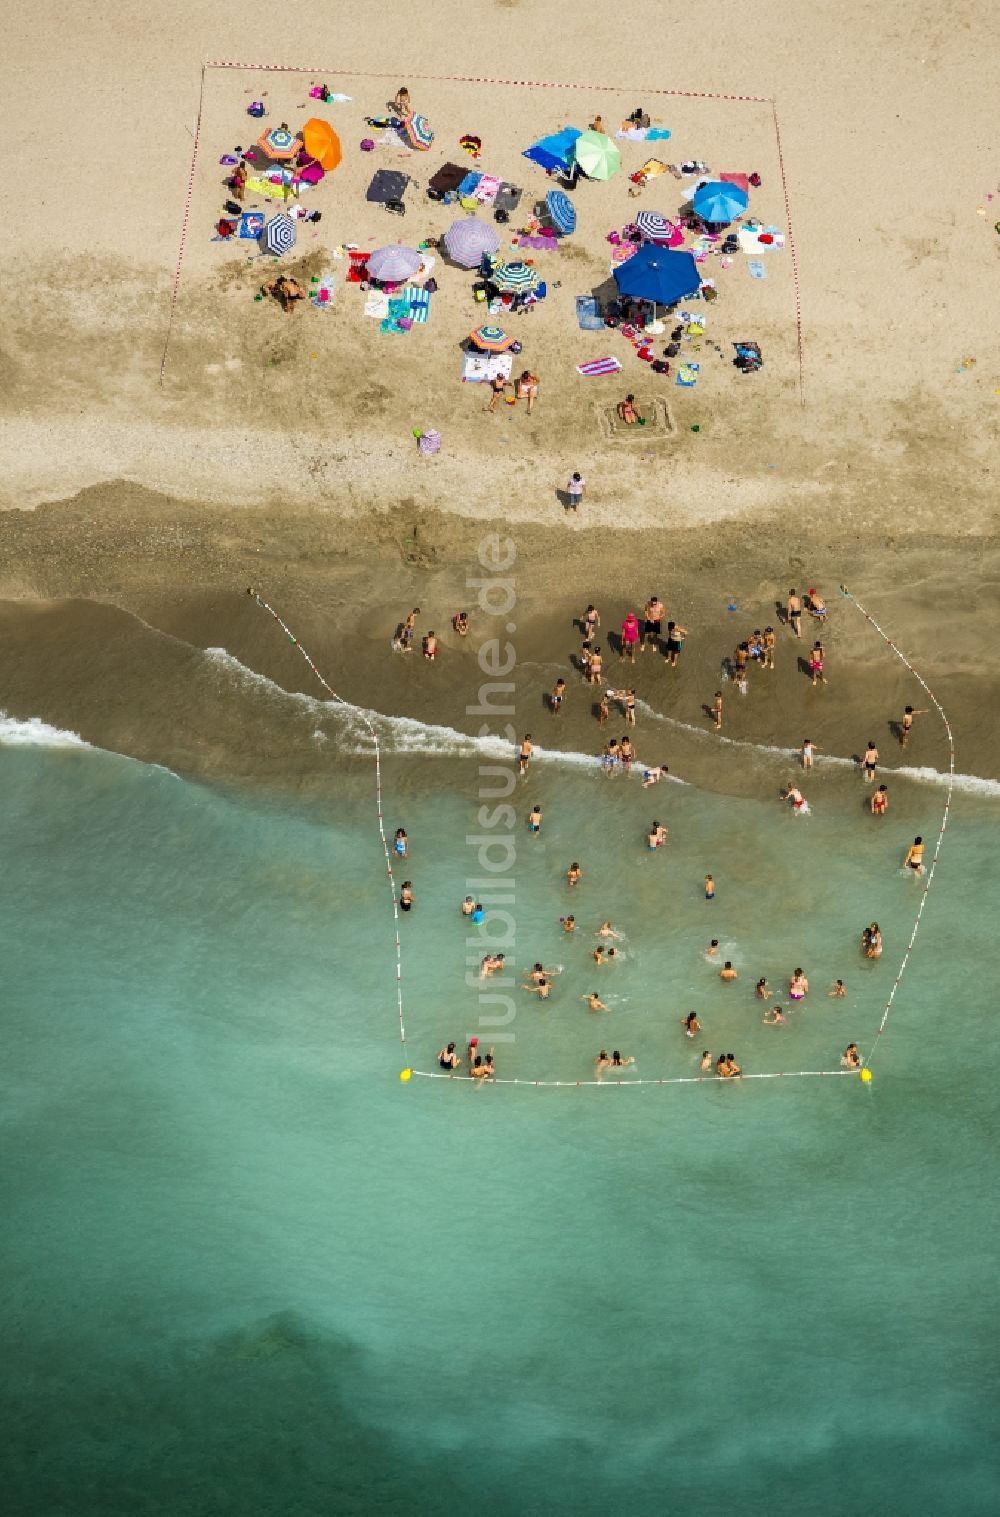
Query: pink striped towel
576 357 623 377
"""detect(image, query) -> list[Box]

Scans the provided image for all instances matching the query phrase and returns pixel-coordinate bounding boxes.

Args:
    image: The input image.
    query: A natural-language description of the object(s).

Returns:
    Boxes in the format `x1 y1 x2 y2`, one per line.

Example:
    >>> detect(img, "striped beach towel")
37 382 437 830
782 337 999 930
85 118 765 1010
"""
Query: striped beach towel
400 286 431 323
577 357 623 377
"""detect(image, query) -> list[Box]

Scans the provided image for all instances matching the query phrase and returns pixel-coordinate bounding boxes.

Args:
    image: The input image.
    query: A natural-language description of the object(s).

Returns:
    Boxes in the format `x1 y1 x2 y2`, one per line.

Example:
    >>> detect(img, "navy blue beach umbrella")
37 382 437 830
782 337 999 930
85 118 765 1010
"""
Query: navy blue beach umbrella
613 246 701 307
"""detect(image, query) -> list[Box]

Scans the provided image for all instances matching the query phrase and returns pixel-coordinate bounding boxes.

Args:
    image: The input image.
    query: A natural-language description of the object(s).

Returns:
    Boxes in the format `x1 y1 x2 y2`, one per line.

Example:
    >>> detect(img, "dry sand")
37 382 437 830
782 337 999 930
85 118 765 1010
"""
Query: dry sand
2 1 999 781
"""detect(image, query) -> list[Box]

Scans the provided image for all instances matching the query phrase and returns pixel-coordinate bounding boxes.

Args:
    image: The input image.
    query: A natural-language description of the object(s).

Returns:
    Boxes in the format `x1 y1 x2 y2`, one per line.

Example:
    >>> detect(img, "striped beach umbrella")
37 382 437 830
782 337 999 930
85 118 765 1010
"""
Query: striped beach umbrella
257 126 302 160
635 211 673 242
367 245 423 281
443 216 500 267
488 258 538 294
469 325 513 352
258 213 297 256
545 189 576 235
402 114 434 150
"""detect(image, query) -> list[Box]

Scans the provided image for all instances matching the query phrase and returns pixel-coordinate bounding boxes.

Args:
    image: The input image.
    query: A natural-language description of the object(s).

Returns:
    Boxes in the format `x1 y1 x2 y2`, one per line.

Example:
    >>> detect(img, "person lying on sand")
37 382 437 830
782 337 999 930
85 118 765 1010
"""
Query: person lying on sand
261 276 306 312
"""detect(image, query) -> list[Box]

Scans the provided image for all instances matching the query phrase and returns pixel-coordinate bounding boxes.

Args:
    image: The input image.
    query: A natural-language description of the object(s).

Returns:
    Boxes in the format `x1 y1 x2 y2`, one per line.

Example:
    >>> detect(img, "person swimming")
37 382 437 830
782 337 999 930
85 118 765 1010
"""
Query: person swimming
681 1011 701 1038
841 1043 862 1069
438 1041 460 1070
762 1006 786 1025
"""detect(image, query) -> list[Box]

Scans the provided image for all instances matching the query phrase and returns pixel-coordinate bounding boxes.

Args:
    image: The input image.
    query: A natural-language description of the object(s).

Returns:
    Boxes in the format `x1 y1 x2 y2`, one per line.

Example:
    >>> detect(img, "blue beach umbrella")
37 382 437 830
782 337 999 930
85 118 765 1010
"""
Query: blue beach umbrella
545 189 576 235
523 127 582 174
692 180 749 224
613 246 701 307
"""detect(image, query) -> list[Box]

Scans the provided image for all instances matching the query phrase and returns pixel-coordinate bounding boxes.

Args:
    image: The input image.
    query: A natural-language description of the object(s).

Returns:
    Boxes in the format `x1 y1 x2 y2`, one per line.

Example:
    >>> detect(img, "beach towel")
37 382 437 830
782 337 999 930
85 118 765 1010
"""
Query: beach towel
462 351 514 383
575 296 606 331
364 291 390 318
576 357 623 377
457 171 482 198
238 211 266 239
310 278 335 309
247 173 295 202
747 259 767 280
381 296 411 334
473 174 502 205
675 363 700 387
400 286 431 323
739 226 785 255
615 127 672 141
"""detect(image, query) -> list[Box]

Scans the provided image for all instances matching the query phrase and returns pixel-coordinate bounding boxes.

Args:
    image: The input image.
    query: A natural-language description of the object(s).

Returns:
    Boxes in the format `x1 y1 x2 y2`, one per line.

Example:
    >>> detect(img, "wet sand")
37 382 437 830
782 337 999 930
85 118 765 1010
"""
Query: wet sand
1 482 995 799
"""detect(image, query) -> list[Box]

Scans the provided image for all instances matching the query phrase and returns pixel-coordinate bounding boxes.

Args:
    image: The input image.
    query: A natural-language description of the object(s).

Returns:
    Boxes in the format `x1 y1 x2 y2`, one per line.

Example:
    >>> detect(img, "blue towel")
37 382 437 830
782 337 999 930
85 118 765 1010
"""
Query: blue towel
457 171 482 198
575 295 606 331
400 286 431 323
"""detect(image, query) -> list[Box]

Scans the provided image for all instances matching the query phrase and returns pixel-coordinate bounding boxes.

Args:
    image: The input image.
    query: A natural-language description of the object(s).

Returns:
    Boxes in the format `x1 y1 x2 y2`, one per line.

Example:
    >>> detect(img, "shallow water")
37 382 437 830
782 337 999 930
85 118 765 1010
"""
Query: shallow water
1 724 996 1515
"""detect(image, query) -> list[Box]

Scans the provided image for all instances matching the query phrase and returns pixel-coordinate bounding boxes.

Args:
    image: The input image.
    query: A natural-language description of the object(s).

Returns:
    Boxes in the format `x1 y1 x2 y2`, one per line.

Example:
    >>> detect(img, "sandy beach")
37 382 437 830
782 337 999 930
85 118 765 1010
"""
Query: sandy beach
3 0 1000 786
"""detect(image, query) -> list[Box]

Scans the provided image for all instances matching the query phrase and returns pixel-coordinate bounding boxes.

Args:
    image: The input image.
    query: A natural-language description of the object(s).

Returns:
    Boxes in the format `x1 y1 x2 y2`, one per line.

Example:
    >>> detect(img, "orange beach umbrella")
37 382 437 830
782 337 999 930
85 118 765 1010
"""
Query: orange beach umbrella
301 118 342 171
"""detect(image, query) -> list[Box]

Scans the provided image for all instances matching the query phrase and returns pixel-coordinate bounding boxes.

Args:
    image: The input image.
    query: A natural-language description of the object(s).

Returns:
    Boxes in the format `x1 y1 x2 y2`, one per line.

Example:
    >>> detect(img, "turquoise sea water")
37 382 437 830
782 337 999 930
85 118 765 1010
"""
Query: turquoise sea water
1 716 997 1515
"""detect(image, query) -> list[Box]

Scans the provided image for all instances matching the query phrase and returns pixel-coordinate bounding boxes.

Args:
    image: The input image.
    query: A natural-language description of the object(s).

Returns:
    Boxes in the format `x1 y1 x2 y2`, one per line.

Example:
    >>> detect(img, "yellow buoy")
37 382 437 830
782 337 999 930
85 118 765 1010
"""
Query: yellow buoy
400 1068 412 1082
860 1068 873 1084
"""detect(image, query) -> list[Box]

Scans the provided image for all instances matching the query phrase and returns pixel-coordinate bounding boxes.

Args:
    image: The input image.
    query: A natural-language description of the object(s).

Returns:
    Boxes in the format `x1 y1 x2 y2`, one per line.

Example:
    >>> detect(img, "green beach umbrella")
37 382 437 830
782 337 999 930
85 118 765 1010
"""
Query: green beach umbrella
574 130 621 181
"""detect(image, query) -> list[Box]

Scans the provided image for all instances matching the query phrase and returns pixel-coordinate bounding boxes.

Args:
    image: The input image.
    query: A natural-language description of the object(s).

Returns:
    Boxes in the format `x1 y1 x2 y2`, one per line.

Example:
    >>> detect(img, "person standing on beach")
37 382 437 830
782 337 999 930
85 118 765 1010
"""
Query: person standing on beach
397 607 420 652
597 691 610 725
519 734 533 775
620 612 641 663
801 738 819 770
862 741 879 782
663 620 688 668
565 471 585 511
807 589 827 622
550 678 566 715
589 647 603 685
642 596 664 652
900 705 929 747
624 691 637 727
712 691 723 730
528 804 542 835
582 603 601 639
810 641 827 686
762 626 776 669
786 590 802 637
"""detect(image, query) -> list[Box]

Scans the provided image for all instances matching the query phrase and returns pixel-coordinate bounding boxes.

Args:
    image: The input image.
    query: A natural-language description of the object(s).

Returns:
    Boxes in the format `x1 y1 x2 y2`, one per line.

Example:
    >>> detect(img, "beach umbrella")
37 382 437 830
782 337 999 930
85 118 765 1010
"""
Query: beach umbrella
469 324 514 352
301 118 342 171
367 245 423 281
258 213 297 256
574 130 621 181
692 180 749 224
545 189 576 235
523 127 582 174
257 126 303 160
443 216 500 267
489 258 539 294
402 114 434 150
635 211 674 242
613 246 700 306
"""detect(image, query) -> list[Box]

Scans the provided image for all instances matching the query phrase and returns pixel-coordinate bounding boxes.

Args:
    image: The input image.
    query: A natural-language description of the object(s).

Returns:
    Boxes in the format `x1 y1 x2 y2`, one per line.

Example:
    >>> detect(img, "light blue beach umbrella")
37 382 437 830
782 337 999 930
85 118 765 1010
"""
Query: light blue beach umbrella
692 181 749 224
545 189 576 235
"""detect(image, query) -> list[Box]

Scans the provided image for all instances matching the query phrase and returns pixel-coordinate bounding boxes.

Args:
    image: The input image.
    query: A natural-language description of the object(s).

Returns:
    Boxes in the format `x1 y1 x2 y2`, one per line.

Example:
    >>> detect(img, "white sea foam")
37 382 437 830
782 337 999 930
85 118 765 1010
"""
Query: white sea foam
0 712 89 748
204 649 998 797
635 702 998 798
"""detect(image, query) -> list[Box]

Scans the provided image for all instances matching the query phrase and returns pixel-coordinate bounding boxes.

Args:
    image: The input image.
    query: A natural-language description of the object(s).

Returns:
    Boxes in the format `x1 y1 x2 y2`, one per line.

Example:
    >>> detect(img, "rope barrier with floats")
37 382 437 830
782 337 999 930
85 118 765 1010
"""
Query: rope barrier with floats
248 589 949 1092
246 588 408 1053
838 586 955 1071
